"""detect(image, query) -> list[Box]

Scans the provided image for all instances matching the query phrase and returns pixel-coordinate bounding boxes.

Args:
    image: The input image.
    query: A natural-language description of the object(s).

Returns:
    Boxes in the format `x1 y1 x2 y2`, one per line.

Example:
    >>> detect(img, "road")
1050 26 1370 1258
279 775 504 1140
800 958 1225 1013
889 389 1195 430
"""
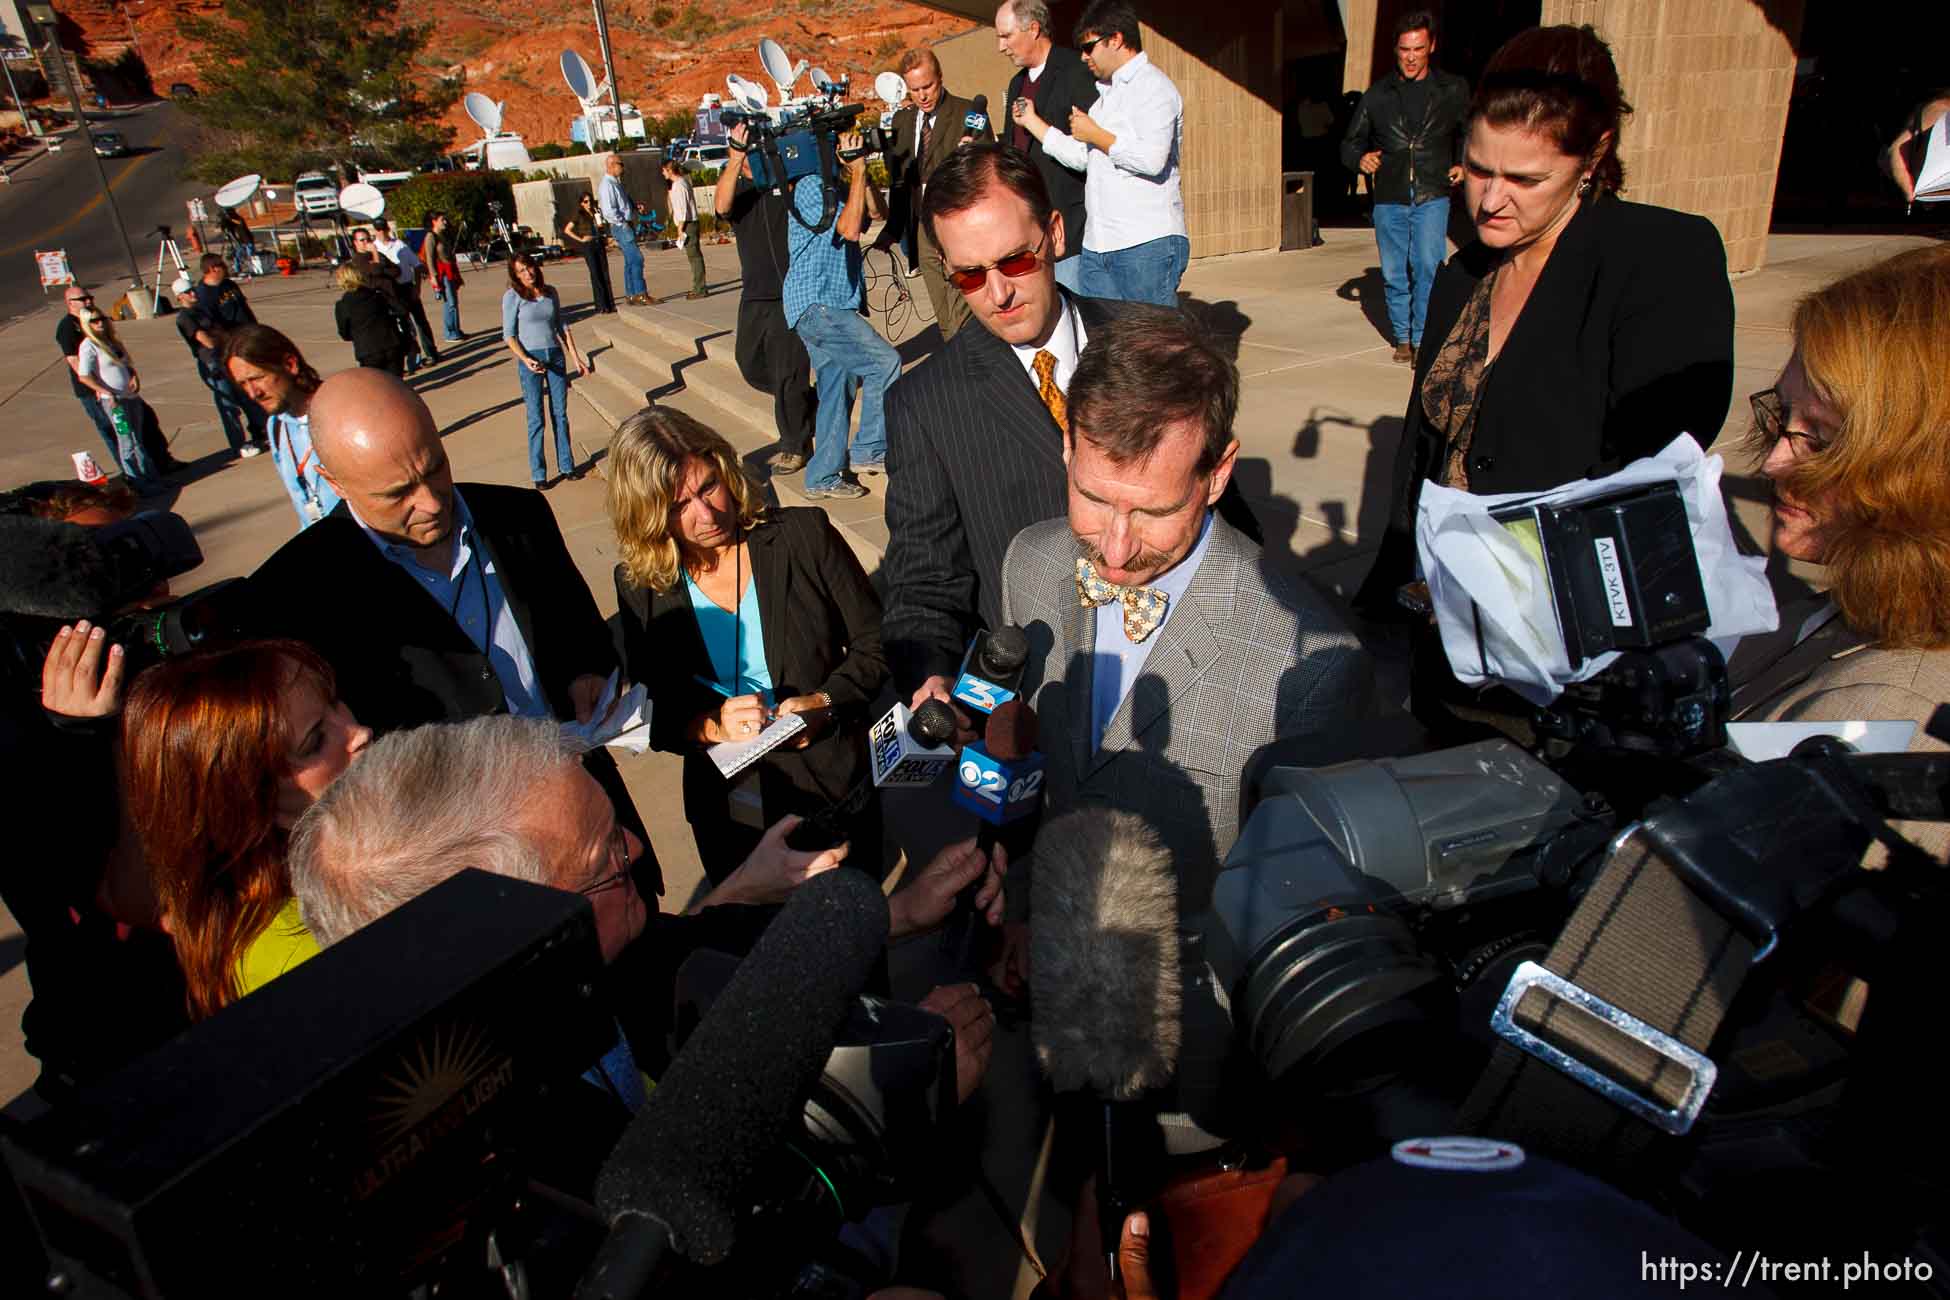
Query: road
0 100 212 328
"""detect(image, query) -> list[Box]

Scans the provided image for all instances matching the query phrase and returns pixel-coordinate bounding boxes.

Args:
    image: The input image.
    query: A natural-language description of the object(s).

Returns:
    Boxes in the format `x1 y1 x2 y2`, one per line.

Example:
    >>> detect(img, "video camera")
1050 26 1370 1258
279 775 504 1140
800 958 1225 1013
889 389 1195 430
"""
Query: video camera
1197 477 1949 1273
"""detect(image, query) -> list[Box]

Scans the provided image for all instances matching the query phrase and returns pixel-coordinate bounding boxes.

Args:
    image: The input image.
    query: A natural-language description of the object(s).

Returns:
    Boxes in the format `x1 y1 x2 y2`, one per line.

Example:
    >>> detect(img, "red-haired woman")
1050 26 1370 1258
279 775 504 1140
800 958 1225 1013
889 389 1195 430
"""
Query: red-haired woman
121 640 371 1018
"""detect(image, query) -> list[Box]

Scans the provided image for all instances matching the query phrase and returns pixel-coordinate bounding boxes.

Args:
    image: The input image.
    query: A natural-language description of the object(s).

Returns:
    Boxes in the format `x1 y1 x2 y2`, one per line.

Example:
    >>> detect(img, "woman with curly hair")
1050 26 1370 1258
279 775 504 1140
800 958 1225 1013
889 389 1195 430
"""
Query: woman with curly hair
122 640 371 1017
1730 244 1950 857
607 405 888 878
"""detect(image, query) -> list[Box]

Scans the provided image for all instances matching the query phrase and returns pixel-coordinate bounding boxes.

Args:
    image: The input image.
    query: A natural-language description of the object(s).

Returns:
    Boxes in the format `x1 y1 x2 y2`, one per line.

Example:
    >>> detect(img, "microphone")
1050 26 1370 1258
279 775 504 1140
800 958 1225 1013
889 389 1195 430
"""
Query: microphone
579 868 891 1295
0 510 201 620
1029 808 1181 1283
867 697 959 788
964 94 989 136
951 698 1046 842
950 623 1029 717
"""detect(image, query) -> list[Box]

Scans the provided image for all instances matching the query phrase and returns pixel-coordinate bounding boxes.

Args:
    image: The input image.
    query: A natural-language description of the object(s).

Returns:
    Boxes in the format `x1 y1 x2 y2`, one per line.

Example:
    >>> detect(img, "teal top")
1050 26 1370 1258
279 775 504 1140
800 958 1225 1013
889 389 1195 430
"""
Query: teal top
684 567 774 704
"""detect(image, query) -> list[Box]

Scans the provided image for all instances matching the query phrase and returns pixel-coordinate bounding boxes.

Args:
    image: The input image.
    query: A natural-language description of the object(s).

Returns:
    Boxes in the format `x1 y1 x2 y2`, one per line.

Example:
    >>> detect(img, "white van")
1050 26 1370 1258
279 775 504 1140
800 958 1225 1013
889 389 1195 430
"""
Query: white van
293 171 340 216
460 133 533 171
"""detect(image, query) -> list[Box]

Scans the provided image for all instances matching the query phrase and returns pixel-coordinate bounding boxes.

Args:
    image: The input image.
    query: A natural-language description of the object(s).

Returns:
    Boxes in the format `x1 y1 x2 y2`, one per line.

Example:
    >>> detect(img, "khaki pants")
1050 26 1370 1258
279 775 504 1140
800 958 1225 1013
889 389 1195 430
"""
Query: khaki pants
917 223 972 341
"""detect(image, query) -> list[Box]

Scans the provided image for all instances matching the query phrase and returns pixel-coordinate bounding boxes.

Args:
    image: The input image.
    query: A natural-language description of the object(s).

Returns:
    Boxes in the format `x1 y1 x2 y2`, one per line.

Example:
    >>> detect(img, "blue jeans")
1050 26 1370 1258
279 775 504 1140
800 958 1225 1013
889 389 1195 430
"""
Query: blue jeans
197 360 251 452
793 303 900 490
610 221 645 298
1373 198 1449 347
439 287 462 339
106 398 160 489
1078 234 1189 307
517 347 574 481
1053 253 1084 294
76 392 122 471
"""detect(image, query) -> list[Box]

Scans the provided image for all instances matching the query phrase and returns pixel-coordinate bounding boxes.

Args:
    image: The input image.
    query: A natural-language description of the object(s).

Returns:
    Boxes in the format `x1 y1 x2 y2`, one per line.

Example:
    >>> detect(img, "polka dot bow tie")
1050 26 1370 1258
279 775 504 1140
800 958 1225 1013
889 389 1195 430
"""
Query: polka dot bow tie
1076 557 1170 643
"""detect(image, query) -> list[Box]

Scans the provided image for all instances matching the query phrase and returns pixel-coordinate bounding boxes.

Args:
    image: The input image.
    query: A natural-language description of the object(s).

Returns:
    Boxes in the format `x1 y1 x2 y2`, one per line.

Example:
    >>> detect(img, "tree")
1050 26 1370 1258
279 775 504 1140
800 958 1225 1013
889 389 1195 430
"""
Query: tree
177 0 459 182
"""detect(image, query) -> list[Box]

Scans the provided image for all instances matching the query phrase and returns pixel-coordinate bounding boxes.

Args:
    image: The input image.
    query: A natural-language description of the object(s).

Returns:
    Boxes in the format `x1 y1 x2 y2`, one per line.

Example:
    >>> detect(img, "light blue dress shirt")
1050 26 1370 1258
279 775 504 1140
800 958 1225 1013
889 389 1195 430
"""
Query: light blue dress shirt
599 173 633 226
351 488 549 718
267 410 341 528
1090 508 1214 746
684 566 775 704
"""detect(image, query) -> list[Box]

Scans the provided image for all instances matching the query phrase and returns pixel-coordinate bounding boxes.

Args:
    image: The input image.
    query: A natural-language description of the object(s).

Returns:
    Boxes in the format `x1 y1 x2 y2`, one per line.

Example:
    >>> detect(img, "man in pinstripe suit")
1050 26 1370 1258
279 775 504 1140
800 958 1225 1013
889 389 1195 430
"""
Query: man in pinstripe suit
883 144 1259 723
992 306 1373 988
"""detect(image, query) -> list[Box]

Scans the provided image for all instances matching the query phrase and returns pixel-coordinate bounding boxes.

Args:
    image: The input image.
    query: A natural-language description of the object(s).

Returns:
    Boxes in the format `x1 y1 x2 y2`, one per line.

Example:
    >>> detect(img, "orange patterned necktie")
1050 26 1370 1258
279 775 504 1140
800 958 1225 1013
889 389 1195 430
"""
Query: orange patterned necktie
1033 349 1067 431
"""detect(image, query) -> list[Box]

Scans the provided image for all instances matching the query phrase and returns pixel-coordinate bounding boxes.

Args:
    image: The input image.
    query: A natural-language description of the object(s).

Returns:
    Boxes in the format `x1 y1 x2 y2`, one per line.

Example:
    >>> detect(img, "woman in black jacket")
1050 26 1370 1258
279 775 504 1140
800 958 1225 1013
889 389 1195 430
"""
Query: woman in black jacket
1357 24 1735 616
332 260 408 375
608 406 889 880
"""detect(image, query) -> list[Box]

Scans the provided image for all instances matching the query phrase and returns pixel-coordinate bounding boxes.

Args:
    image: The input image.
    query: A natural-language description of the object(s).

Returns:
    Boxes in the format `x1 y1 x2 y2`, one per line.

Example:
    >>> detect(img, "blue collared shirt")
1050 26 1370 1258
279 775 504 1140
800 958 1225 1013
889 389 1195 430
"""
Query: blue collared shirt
268 410 341 528
1090 508 1214 746
782 171 862 330
350 488 549 718
599 172 634 226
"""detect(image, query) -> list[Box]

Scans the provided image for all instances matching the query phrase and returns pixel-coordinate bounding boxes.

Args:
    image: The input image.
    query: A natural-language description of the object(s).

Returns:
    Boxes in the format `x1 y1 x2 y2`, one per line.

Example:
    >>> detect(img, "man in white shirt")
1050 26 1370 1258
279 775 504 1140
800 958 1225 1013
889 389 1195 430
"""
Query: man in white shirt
1015 0 1188 307
662 158 708 301
371 219 442 365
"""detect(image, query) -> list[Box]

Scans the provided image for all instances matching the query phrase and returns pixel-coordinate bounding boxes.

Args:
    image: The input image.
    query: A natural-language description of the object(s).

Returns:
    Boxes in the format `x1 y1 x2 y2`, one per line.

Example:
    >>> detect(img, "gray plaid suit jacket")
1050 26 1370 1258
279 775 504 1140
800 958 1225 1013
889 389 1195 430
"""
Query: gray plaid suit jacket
1001 514 1374 917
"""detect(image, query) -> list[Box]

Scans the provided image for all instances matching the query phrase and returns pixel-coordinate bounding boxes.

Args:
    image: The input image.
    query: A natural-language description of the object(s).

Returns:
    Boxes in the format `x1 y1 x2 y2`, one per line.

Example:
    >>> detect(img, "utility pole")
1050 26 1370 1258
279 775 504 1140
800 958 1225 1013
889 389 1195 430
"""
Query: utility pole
119 0 141 64
24 6 145 303
590 0 621 145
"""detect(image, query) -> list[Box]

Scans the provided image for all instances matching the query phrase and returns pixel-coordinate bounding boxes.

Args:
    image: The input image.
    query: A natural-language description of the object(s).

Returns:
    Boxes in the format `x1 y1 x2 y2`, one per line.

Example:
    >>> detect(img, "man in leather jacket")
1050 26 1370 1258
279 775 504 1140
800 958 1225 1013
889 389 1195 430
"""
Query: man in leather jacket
1339 9 1467 364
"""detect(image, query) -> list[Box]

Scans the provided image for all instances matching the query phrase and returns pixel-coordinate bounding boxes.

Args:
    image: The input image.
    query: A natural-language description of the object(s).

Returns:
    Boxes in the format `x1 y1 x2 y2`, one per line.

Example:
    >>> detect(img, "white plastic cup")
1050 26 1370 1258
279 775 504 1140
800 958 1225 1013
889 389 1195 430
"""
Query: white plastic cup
72 450 107 484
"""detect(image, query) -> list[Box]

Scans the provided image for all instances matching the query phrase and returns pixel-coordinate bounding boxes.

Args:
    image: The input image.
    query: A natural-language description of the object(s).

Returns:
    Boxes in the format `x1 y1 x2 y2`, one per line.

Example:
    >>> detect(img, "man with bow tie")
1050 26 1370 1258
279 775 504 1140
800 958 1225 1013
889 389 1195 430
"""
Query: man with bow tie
991 306 1373 989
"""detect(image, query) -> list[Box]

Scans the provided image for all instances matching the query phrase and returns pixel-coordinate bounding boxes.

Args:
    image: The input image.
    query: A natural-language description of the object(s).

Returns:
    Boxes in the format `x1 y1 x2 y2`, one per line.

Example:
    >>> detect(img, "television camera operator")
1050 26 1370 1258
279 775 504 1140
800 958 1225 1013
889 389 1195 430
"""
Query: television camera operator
0 483 198 1106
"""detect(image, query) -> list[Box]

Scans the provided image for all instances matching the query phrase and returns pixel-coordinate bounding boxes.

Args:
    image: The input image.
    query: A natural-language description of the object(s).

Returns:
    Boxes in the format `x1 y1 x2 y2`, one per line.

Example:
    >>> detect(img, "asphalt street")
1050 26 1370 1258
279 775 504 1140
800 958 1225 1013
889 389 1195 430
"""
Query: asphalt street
0 100 211 328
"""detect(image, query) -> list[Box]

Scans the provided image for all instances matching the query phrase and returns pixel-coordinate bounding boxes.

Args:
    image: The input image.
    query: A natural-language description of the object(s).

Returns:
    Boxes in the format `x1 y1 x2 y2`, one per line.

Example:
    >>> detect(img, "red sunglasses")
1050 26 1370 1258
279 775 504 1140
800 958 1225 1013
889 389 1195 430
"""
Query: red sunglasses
948 229 1052 294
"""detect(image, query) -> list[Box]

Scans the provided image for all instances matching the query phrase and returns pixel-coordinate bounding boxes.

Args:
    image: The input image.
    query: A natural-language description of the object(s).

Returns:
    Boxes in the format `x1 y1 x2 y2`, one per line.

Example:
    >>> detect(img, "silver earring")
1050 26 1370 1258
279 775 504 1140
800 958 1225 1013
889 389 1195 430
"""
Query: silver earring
1578 175 1593 197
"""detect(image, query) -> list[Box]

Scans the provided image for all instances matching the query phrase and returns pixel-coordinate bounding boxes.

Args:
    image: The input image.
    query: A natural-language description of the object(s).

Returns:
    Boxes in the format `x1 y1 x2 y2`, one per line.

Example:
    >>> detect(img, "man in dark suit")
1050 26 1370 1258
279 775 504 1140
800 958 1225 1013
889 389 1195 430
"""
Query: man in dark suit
889 47 995 340
995 0 1098 294
243 368 660 893
882 144 1257 718
994 306 1372 985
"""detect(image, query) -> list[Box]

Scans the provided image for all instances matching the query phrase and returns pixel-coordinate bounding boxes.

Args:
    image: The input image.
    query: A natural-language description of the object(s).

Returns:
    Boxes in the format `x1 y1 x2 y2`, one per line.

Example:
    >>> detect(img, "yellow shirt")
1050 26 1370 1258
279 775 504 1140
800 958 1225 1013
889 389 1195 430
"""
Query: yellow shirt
233 897 320 998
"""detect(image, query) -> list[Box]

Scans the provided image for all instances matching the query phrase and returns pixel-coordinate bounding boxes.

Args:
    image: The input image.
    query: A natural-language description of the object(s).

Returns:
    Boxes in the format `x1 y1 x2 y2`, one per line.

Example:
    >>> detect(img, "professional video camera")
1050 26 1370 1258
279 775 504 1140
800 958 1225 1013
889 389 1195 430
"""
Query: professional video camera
1200 473 1949 1276
0 503 249 688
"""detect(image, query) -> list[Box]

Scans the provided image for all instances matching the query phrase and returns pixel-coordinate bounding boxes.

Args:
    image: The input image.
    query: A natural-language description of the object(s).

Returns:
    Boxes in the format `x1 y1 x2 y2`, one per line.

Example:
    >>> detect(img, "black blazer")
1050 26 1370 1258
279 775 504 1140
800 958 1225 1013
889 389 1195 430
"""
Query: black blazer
334 287 405 367
614 507 887 828
1359 197 1735 606
881 293 1261 694
1004 46 1098 257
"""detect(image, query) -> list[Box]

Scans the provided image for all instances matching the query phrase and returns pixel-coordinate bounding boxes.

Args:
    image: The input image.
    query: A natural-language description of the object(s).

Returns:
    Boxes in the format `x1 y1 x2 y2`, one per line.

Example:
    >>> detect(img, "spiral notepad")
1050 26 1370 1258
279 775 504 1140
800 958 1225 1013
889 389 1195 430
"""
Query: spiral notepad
706 711 807 779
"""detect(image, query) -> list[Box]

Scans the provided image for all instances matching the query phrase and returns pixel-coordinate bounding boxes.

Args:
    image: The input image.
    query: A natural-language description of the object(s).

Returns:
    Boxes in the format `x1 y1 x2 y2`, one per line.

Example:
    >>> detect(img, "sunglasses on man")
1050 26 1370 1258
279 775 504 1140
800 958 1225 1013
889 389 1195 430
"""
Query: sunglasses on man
948 229 1053 294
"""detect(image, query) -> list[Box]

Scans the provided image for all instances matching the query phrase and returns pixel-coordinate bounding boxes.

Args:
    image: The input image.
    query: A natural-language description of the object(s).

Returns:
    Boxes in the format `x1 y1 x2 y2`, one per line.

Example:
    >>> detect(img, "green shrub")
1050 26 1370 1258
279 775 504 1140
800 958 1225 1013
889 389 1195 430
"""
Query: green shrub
529 141 569 160
384 170 515 238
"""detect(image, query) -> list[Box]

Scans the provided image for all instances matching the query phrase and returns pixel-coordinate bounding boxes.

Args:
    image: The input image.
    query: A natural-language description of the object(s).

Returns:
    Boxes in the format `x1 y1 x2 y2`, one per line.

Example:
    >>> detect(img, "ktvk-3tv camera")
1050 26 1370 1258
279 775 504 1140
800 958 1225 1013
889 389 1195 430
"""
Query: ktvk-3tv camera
1198 460 1948 1278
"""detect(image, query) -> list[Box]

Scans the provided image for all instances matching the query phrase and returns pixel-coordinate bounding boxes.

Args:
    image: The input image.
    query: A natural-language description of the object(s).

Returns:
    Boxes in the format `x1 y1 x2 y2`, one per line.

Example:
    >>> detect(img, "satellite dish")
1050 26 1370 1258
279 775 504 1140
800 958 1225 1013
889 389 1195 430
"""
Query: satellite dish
726 73 769 113
339 182 386 221
215 173 261 209
810 66 833 92
561 50 596 102
464 92 503 136
758 37 799 99
874 71 907 109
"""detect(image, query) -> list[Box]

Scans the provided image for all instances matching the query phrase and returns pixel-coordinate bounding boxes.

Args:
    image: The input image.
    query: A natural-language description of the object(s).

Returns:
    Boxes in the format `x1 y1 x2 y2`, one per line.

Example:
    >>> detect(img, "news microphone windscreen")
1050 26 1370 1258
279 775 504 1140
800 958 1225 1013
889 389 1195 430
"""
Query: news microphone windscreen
970 94 988 114
0 514 125 619
910 698 959 747
980 625 1028 677
592 868 889 1264
984 698 1039 762
1031 808 1181 1099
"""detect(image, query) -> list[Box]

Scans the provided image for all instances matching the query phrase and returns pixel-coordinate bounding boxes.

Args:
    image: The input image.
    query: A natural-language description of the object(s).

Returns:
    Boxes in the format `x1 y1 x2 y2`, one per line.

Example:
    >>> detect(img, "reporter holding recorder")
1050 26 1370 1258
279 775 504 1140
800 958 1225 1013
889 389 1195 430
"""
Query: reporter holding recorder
607 406 891 878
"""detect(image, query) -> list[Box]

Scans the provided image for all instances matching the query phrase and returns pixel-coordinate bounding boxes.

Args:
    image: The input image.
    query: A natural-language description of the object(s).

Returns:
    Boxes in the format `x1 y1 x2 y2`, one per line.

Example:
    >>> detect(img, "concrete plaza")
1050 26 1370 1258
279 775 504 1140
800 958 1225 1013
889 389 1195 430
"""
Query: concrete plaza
0 223 1933 1291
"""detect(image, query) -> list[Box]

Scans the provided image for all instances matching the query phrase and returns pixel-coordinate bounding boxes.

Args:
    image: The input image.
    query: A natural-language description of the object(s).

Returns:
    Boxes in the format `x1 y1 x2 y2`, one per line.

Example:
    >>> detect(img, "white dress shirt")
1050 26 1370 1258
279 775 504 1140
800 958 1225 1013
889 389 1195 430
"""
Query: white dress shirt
1041 52 1186 253
373 235 421 286
1009 298 1088 395
669 175 696 225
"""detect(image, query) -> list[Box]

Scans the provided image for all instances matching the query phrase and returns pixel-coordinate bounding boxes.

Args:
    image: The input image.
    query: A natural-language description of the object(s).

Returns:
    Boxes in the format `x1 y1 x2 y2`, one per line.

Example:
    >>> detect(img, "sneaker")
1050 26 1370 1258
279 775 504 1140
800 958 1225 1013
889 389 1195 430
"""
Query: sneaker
238 444 263 458
804 480 869 500
769 451 807 474
1392 342 1415 365
852 459 886 476
443 334 465 343
685 290 707 300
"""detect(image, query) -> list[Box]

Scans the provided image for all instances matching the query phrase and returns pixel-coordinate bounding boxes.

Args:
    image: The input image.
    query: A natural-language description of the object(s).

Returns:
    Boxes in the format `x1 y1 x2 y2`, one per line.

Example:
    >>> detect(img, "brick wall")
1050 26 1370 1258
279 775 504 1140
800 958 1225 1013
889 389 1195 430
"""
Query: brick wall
1541 0 1804 274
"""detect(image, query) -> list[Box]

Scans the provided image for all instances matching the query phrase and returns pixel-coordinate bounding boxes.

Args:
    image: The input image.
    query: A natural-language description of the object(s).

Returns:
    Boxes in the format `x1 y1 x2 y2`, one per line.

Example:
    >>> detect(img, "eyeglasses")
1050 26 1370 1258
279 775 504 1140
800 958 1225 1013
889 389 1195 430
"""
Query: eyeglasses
578 826 636 897
1750 388 1830 456
67 294 94 304
948 229 1052 294
1078 34 1108 54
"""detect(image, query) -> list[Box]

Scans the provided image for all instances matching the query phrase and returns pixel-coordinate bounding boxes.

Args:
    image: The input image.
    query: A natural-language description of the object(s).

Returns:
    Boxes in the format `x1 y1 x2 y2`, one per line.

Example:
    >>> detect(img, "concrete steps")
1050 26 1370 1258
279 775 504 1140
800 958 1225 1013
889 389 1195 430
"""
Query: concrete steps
577 307 777 444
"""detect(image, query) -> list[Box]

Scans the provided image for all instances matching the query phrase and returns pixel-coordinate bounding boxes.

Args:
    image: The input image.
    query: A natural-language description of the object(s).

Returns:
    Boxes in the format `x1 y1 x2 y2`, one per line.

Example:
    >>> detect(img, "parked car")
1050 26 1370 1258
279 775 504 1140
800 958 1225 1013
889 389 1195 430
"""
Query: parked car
91 131 129 158
292 171 340 218
680 144 728 172
168 82 196 99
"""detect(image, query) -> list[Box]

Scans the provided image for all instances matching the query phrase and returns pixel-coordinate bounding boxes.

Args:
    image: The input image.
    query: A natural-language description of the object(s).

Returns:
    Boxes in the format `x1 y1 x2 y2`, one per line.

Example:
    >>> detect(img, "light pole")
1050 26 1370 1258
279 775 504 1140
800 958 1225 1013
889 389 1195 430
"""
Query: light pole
590 0 621 145
25 4 145 303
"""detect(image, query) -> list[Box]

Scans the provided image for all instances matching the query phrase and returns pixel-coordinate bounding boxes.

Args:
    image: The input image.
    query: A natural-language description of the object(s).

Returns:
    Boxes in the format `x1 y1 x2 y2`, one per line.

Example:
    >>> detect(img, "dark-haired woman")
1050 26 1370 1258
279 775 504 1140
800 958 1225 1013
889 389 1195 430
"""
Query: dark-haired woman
122 640 372 1018
502 252 589 488
607 405 888 879
1357 24 1736 615
563 191 615 314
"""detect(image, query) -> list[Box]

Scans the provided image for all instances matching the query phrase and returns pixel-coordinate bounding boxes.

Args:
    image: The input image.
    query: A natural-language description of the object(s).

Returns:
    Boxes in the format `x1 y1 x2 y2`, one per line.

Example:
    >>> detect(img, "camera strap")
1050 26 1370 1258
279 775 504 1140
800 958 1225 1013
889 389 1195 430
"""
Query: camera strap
1460 754 1948 1179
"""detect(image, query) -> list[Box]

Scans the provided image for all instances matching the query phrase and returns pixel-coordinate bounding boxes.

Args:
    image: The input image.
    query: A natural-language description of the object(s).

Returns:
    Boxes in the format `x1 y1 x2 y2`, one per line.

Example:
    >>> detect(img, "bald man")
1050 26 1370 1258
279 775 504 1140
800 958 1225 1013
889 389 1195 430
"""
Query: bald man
242 369 660 892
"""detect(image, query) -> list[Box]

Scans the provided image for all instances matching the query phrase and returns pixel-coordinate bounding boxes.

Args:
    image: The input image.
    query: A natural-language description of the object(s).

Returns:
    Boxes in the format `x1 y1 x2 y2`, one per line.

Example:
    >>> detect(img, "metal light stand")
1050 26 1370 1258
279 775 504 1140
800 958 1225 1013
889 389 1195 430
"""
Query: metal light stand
149 224 188 307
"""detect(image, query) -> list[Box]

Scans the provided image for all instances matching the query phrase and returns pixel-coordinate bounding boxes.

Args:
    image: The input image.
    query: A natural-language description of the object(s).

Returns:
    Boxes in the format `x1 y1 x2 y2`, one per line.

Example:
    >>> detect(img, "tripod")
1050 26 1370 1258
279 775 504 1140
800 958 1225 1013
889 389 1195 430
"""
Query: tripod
149 225 189 312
